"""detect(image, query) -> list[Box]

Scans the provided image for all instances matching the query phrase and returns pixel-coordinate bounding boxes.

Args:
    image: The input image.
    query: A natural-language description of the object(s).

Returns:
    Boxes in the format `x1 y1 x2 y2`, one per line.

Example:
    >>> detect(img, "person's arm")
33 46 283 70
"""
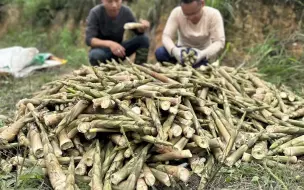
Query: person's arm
198 10 225 59
85 9 125 57
162 8 179 55
85 10 113 48
126 7 150 34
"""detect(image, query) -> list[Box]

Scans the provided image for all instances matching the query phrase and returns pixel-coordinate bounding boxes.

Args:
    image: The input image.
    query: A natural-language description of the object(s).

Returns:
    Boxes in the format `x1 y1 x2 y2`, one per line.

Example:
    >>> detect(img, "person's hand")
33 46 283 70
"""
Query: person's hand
189 48 206 63
109 41 126 58
137 19 150 33
171 46 188 64
140 19 150 30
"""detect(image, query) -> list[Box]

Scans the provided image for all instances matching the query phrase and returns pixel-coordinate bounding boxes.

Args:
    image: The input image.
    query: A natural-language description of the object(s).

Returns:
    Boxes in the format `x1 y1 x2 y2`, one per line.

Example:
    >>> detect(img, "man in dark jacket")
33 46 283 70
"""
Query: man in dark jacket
86 0 150 66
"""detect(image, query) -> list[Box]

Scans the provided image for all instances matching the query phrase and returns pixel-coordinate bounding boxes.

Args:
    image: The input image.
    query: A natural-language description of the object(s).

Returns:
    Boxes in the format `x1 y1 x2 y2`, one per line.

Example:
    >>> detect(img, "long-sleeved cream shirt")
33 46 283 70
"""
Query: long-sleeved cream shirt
163 6 225 59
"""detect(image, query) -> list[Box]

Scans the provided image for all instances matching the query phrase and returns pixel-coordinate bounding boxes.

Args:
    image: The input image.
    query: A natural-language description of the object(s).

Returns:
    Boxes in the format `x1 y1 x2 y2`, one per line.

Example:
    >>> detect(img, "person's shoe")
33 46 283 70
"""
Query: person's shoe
135 48 149 64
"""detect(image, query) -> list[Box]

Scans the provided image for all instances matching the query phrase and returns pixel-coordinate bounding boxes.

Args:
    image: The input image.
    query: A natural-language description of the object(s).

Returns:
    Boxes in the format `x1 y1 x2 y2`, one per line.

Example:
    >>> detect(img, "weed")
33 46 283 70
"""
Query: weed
210 162 304 189
245 34 304 92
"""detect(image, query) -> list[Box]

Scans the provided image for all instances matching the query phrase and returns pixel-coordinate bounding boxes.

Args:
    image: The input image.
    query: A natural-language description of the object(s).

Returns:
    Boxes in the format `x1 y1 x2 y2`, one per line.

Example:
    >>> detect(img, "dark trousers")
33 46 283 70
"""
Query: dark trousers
89 35 149 66
155 46 208 68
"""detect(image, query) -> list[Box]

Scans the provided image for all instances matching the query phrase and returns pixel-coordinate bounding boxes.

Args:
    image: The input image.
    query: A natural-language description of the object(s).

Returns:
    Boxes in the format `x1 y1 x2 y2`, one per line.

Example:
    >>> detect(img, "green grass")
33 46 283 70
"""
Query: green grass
244 34 304 93
209 162 304 189
0 26 89 117
0 66 78 116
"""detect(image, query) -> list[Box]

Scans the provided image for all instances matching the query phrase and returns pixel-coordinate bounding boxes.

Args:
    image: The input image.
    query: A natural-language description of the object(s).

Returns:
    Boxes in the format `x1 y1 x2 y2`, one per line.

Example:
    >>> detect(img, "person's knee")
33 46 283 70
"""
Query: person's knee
135 35 150 48
89 49 107 66
155 47 168 62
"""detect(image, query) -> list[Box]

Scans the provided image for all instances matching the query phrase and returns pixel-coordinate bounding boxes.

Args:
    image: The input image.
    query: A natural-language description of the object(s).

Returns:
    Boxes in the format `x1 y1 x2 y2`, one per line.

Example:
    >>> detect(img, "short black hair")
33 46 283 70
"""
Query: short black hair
180 0 201 4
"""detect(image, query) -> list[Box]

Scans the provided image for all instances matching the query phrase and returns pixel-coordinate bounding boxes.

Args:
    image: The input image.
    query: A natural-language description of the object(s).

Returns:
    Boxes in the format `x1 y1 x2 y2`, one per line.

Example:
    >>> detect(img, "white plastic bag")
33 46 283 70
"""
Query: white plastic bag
0 46 39 76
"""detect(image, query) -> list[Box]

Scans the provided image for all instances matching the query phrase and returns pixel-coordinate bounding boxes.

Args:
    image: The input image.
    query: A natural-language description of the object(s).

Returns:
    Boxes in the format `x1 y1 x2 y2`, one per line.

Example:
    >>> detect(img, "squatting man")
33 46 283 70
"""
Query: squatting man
86 0 150 66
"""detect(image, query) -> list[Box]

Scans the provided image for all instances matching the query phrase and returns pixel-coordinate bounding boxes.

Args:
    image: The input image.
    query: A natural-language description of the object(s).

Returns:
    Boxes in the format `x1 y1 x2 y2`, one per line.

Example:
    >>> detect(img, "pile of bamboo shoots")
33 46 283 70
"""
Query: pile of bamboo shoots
1 58 304 190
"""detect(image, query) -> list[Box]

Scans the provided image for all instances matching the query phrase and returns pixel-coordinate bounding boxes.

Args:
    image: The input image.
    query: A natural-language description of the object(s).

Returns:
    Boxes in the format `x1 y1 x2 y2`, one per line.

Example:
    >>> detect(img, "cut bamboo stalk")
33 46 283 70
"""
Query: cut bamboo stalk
55 100 89 134
242 152 253 162
143 164 155 186
110 134 127 147
146 98 165 139
179 123 195 139
184 98 203 136
266 125 304 135
0 159 13 173
0 114 33 143
177 110 193 120
124 149 145 190
28 123 44 158
225 131 263 167
169 123 182 138
136 178 148 190
150 168 171 187
198 155 215 190
58 129 74 150
72 136 84 155
252 141 268 160
155 164 190 183
151 150 192 162
51 137 63 157
211 109 230 143
111 144 150 185
269 135 294 150
65 157 76 190
223 112 246 160
18 130 30 146
283 146 304 156
189 155 206 175
192 135 209 149
267 155 297 164
160 100 171 111
173 137 189 150
91 140 103 190
134 64 179 84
